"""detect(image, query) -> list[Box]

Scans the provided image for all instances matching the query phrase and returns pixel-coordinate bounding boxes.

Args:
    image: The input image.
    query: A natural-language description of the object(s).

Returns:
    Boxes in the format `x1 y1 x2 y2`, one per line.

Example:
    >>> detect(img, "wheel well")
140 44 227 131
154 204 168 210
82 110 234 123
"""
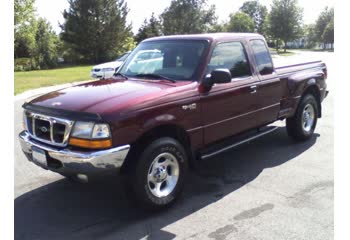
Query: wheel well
120 124 194 173
302 85 321 118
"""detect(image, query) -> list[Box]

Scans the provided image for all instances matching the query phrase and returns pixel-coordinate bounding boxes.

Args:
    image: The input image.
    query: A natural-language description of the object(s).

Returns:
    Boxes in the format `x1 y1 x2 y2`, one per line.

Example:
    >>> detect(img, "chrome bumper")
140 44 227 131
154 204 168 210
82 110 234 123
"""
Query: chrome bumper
19 130 130 176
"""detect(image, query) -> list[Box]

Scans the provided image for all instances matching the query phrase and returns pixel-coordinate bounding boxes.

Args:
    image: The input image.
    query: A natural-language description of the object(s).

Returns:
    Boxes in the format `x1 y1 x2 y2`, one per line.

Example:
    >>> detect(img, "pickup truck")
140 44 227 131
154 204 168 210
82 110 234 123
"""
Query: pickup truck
19 33 328 210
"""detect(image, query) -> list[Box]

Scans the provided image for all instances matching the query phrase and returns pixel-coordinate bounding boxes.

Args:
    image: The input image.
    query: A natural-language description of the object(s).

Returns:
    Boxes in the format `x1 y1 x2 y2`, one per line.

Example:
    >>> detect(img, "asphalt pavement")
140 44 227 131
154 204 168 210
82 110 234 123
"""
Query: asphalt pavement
14 51 334 240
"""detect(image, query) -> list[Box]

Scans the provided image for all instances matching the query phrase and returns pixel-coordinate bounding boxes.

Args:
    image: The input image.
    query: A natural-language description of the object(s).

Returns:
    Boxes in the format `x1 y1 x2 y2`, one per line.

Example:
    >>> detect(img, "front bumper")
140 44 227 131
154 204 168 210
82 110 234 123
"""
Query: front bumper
19 130 130 176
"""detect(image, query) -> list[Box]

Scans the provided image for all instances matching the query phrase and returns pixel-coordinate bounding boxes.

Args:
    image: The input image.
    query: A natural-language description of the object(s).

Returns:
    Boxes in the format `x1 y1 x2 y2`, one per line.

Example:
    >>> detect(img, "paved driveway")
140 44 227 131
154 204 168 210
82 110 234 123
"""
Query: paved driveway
14 51 334 240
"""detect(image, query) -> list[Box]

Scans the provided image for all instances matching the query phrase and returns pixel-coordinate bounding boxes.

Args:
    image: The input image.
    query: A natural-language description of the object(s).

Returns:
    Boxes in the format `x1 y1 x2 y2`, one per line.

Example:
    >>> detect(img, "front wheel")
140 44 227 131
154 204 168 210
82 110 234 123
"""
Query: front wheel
126 137 188 210
286 94 318 141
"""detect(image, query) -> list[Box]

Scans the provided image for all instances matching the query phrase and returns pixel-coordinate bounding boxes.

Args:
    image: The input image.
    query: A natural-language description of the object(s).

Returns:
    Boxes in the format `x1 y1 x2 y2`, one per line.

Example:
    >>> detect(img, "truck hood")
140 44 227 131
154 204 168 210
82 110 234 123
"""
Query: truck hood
29 79 194 116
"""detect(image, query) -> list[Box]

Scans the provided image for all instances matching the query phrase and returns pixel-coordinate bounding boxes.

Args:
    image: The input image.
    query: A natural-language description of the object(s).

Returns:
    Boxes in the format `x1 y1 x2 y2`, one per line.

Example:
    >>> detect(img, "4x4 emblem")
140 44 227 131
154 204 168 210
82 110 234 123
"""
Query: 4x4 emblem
182 103 197 110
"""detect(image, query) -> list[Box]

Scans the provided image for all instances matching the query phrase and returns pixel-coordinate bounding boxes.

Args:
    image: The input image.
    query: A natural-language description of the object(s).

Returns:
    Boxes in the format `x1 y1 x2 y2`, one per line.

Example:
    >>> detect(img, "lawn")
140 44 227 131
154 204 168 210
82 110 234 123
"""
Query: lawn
14 65 93 95
269 48 296 57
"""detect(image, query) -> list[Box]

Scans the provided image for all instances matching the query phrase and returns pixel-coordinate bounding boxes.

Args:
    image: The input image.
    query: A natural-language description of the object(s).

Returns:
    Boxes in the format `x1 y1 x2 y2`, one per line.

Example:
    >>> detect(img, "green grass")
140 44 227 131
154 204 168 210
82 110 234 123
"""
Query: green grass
276 51 295 56
288 48 334 52
14 65 93 95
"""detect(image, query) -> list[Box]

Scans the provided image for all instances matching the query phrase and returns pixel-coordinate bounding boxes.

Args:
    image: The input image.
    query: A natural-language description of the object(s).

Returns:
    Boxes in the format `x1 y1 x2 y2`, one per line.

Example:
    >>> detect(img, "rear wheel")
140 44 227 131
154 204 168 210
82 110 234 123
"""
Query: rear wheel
126 137 188 210
286 94 318 141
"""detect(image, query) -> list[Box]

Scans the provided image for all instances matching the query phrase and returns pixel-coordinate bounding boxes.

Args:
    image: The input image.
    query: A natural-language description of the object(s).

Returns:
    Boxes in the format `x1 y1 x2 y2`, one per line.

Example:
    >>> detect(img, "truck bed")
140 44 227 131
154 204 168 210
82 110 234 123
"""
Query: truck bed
275 61 325 77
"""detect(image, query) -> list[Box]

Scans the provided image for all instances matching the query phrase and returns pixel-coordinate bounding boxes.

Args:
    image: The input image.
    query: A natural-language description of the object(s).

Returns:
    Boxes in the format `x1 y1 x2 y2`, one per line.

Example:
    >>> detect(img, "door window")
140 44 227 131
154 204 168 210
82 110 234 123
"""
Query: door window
207 42 251 79
250 40 274 75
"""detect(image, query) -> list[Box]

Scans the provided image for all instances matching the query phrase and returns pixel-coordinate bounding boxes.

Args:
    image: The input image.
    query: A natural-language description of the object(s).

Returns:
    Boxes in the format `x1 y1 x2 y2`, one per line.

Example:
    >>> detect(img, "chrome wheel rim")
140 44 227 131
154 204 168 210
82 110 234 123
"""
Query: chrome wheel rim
147 152 180 198
302 103 315 132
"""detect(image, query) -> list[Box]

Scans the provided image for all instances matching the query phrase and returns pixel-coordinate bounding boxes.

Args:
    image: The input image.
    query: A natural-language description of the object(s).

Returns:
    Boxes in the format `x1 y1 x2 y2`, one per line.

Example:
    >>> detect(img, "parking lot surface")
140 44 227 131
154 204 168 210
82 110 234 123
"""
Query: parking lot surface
14 51 334 240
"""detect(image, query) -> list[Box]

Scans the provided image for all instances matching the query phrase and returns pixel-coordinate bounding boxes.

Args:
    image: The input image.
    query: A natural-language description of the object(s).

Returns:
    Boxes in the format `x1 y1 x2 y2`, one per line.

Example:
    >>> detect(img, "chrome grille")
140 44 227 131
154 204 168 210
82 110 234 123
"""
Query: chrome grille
24 111 74 147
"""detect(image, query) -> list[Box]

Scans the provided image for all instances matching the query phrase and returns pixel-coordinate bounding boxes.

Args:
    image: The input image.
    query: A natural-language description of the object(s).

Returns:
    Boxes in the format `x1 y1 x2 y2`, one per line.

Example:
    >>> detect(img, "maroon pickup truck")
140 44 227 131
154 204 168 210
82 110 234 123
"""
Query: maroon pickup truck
19 33 328 209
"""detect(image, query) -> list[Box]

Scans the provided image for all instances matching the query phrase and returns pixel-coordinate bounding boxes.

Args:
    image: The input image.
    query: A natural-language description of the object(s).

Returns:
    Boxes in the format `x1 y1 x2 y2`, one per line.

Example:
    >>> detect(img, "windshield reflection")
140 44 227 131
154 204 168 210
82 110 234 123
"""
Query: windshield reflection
119 40 208 81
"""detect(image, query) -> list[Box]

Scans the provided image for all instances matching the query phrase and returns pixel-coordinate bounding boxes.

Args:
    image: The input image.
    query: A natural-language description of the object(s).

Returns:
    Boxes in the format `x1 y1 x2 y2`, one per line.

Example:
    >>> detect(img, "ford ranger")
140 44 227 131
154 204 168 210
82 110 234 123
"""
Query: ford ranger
19 33 328 210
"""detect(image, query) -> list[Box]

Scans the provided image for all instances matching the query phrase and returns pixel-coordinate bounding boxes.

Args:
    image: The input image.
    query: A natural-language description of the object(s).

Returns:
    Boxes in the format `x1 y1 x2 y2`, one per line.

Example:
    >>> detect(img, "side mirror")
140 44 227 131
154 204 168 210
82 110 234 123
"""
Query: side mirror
203 69 232 87
259 66 274 75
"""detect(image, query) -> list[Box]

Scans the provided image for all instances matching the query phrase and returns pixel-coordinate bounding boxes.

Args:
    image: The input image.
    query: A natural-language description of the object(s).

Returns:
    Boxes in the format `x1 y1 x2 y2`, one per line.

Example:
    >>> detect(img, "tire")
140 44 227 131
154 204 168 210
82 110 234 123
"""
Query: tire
286 94 318 141
125 137 188 210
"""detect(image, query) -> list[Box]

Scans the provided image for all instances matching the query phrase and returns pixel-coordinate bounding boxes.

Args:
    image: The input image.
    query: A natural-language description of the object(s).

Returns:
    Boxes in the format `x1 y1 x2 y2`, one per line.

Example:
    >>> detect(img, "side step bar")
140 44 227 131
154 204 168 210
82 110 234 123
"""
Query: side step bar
200 126 278 160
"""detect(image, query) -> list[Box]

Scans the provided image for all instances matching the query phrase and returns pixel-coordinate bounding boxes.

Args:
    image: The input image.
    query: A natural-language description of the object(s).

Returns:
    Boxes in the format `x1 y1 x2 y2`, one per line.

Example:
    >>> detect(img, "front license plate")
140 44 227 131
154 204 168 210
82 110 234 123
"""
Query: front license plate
32 146 47 167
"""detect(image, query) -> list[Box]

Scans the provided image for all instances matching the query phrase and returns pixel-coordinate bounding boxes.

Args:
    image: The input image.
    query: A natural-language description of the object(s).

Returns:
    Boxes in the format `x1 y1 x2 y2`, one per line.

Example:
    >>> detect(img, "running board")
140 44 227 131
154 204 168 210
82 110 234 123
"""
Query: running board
200 126 278 160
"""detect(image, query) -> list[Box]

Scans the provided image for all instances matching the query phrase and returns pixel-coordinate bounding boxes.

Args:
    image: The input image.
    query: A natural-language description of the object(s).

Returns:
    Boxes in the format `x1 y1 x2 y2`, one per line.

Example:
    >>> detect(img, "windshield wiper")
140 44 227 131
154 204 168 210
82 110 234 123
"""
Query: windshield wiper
134 73 176 83
114 72 128 79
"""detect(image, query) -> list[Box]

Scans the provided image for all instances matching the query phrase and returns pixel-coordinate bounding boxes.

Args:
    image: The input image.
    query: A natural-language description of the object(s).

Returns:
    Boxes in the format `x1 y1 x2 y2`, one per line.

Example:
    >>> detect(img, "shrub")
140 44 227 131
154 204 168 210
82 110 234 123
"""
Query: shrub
14 58 39 71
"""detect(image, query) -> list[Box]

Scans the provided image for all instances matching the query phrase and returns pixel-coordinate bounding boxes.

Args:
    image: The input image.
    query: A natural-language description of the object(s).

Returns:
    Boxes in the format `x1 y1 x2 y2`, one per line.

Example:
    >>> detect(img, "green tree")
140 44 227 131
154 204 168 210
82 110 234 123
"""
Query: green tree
60 0 133 63
14 0 37 58
322 19 334 48
135 13 162 43
161 0 217 35
303 24 317 49
225 12 255 33
34 18 59 69
315 7 334 48
269 0 303 52
239 0 268 34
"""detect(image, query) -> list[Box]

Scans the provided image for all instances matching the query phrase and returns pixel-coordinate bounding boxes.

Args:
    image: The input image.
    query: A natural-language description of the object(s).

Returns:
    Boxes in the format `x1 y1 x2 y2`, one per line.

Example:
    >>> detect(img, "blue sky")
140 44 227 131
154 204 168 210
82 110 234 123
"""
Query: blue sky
35 0 334 34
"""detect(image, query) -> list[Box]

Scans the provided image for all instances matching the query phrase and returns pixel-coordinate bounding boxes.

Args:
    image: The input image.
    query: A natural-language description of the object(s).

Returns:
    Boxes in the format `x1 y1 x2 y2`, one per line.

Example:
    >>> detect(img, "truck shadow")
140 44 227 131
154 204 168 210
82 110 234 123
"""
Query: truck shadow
14 127 319 240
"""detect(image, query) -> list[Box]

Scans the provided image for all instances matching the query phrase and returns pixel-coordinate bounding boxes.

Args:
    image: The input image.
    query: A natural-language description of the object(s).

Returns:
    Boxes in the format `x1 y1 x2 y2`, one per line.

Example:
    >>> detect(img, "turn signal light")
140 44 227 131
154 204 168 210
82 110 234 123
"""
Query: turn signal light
69 137 112 149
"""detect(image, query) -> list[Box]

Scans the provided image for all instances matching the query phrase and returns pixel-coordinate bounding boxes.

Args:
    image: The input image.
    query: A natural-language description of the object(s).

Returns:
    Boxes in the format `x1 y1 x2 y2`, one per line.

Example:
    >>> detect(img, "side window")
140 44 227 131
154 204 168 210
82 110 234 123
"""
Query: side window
207 42 251 78
250 40 274 75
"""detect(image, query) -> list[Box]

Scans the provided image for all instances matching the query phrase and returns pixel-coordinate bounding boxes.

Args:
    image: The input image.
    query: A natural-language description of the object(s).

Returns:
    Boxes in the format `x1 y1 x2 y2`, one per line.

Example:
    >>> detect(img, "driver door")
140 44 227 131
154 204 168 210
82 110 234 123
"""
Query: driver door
200 41 260 145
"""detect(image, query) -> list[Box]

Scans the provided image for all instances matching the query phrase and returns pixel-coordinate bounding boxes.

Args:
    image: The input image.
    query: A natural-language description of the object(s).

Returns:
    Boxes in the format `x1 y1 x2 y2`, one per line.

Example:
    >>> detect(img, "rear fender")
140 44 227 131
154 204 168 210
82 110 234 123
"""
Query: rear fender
285 70 324 118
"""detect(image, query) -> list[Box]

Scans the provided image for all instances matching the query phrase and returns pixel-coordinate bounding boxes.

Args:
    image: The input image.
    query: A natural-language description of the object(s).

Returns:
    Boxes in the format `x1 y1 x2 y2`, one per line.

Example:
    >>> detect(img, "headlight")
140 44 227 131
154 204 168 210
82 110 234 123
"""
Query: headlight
92 124 110 138
71 121 111 139
69 122 112 149
102 68 114 72
71 121 94 139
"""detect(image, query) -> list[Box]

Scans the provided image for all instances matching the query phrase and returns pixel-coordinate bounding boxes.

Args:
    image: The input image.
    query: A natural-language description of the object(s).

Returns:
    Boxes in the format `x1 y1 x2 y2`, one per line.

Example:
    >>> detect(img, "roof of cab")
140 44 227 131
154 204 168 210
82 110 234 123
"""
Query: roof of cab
142 32 263 42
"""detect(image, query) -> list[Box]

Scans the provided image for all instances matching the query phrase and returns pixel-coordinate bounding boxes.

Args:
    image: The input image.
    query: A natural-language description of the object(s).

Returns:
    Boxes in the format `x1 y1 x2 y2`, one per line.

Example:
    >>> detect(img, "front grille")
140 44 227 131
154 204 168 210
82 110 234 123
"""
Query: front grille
34 119 51 141
25 111 74 146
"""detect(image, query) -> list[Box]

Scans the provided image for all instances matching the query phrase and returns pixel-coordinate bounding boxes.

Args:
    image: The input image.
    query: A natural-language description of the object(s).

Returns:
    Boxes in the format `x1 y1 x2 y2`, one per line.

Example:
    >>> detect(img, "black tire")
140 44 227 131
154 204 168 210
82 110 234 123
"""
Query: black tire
125 137 188 210
286 94 318 141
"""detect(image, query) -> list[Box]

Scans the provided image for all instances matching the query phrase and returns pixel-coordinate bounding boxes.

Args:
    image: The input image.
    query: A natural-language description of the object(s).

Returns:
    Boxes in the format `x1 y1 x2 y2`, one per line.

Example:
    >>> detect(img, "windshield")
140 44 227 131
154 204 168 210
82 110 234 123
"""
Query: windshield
118 40 208 81
115 52 130 62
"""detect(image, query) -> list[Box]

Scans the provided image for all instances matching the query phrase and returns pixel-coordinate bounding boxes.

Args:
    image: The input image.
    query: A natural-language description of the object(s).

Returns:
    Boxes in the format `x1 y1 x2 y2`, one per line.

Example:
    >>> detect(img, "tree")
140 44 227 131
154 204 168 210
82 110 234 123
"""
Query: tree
315 7 334 48
60 0 133 63
304 24 317 49
14 0 37 58
225 12 255 33
161 0 217 35
34 18 59 69
269 0 303 52
135 13 162 43
322 19 334 48
239 0 268 34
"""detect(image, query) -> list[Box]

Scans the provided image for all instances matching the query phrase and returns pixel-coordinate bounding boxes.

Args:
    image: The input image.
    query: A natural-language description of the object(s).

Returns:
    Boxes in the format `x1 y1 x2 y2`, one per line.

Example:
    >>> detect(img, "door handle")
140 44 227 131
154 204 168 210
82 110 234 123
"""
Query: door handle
250 85 257 94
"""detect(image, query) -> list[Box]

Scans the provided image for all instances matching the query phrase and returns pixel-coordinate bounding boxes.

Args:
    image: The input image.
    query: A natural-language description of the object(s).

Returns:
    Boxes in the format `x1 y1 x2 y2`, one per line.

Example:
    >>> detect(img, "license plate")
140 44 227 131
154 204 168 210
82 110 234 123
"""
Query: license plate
32 146 47 167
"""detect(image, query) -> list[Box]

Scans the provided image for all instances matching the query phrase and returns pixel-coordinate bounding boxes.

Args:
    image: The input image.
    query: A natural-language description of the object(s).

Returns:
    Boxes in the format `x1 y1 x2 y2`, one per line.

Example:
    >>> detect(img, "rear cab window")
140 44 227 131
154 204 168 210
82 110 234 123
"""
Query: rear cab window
207 41 252 79
250 39 274 75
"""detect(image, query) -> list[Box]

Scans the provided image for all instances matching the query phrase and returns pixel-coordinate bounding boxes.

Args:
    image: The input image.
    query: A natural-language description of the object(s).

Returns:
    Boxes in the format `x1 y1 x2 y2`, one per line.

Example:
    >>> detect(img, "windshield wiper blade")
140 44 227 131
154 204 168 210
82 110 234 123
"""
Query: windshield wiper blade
135 73 176 83
114 72 128 79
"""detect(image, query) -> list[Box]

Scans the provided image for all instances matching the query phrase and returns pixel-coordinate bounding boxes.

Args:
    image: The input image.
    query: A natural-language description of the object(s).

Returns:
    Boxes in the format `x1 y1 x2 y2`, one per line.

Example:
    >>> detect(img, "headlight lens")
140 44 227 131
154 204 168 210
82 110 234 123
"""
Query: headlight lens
92 124 110 139
71 121 94 139
71 122 111 139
